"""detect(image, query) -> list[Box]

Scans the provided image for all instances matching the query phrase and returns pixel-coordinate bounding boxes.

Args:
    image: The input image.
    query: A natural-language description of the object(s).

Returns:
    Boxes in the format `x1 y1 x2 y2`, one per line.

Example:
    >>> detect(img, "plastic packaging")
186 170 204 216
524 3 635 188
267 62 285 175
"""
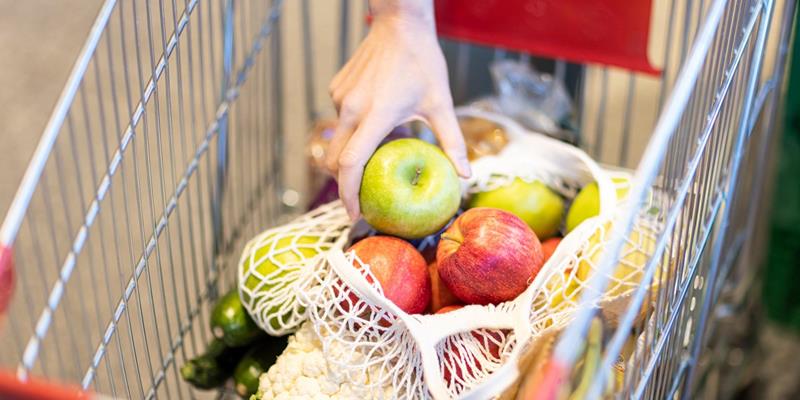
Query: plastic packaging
466 60 577 144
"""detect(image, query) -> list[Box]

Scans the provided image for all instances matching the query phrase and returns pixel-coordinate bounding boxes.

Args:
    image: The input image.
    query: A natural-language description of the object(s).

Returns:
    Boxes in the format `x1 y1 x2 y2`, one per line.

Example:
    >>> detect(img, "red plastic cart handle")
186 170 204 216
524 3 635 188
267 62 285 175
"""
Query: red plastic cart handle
0 245 13 315
0 370 91 400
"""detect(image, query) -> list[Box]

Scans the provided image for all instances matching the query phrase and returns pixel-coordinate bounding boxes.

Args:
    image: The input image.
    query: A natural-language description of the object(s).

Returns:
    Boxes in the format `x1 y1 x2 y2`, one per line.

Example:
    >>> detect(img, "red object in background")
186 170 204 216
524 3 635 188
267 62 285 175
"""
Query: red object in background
0 370 91 400
434 0 659 75
0 245 13 315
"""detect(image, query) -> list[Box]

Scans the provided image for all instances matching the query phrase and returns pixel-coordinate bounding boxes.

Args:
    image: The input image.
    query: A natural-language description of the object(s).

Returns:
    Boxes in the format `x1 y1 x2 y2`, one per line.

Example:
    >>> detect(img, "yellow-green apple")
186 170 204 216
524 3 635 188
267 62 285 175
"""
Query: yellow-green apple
565 178 631 233
436 208 544 305
240 234 321 331
360 138 460 239
468 178 564 240
348 236 431 314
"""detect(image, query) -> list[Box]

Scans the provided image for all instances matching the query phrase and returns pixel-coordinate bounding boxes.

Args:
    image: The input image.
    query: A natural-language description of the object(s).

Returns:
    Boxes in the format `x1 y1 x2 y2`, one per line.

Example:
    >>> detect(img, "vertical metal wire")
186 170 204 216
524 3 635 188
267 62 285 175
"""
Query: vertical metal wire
618 74 637 166
118 2 160 393
93 32 135 397
732 0 795 301
213 0 234 295
454 42 471 104
301 0 317 121
685 1 773 395
75 78 118 396
130 1 175 395
105 13 148 397
593 68 610 159
182 0 213 348
573 1 732 397
272 6 284 222
340 0 351 67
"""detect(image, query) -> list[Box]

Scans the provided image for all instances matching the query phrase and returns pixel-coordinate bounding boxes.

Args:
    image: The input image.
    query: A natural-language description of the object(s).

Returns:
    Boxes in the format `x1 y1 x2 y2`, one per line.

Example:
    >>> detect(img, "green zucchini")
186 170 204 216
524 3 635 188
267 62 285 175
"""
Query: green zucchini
180 338 247 390
234 337 288 398
211 289 262 347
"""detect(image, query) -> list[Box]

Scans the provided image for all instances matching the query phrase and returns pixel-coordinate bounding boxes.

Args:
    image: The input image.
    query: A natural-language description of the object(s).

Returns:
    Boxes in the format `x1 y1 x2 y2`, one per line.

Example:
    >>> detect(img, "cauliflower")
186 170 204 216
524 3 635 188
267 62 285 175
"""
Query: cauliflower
254 322 394 400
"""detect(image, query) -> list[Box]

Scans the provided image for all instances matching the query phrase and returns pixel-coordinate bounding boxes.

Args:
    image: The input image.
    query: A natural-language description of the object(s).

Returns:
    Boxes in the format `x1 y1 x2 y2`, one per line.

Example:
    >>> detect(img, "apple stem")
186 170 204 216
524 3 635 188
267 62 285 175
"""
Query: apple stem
411 167 422 186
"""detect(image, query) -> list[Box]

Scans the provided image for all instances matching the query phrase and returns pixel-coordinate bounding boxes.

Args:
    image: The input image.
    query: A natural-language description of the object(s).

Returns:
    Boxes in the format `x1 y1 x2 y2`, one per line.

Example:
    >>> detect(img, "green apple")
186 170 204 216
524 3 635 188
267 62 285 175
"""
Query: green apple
566 182 600 233
360 138 461 239
565 178 629 233
241 234 321 331
468 178 564 240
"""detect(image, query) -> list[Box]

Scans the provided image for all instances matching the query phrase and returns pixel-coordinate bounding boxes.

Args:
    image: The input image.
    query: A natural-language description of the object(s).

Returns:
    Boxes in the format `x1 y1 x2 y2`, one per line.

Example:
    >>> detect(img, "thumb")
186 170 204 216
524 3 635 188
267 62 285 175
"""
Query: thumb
428 108 471 178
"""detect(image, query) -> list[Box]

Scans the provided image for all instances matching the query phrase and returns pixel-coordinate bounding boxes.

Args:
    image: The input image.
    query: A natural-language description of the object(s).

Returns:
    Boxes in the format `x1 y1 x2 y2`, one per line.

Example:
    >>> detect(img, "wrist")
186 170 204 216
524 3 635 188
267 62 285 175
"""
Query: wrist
369 0 435 30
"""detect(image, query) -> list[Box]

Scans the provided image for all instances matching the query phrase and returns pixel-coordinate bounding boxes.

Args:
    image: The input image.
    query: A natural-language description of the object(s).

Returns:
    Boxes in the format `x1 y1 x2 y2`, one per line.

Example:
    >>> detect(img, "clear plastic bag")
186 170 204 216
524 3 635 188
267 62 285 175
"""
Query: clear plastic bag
466 60 576 144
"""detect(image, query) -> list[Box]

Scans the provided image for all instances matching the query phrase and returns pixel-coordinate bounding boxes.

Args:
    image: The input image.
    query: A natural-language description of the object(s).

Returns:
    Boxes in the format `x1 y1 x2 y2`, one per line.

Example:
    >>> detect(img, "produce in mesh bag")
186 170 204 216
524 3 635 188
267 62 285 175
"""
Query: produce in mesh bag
239 202 351 336
240 110 663 399
437 208 544 305
253 321 395 400
468 178 565 240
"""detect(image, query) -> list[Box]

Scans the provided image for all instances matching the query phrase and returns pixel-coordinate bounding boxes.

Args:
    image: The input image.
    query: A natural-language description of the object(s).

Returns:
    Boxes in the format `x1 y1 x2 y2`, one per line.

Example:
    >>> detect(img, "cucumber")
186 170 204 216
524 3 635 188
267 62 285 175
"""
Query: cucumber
234 337 288 398
211 289 262 347
181 338 248 390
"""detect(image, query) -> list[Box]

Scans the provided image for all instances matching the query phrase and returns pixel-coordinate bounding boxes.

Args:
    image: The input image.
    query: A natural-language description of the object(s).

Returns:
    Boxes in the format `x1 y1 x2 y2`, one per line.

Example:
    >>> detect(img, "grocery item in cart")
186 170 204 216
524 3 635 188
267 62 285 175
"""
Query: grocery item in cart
307 122 415 211
464 60 577 143
468 178 566 240
360 138 461 239
458 116 510 160
239 111 660 399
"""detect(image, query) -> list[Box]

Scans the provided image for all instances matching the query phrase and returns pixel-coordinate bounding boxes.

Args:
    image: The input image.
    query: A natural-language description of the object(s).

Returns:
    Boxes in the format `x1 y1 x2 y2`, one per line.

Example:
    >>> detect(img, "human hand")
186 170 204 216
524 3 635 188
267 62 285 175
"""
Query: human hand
325 0 471 220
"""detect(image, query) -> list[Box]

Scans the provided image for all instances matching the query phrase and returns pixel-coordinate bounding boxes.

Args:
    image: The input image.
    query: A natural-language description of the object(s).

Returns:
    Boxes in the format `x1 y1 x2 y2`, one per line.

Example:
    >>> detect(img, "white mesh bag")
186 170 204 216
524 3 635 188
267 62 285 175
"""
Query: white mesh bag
238 201 351 336
239 109 665 399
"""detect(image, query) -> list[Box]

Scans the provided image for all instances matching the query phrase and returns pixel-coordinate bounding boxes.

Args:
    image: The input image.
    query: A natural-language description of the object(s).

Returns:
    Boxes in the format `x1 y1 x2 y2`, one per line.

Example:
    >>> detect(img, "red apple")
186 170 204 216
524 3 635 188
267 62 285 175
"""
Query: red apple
437 208 544 305
541 237 562 263
347 236 431 314
435 305 504 383
428 261 462 313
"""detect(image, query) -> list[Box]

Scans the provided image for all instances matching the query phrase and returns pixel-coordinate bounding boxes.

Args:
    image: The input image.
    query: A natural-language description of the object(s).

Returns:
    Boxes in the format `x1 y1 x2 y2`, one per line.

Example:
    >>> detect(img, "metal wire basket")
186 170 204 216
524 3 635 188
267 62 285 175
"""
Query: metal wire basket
0 0 794 399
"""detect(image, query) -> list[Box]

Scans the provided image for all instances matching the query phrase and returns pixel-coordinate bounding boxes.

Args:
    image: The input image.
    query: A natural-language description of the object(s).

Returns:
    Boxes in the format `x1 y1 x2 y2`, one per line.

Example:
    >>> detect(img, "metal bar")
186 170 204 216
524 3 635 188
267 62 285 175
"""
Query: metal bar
104 12 149 397
75 4 283 390
593 68 609 159
632 196 723 398
586 1 764 394
340 0 350 67
723 0 796 303
454 42 471 104
684 0 774 395
618 73 637 166
0 0 117 246
211 0 234 293
301 0 317 121
129 2 173 396
553 0 728 380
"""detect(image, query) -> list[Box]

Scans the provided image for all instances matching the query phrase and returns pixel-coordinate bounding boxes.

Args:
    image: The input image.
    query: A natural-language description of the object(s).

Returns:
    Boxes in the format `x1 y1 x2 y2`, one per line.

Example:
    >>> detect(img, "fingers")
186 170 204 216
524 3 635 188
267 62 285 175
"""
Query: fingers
337 113 395 221
325 119 356 175
428 106 472 178
329 44 374 114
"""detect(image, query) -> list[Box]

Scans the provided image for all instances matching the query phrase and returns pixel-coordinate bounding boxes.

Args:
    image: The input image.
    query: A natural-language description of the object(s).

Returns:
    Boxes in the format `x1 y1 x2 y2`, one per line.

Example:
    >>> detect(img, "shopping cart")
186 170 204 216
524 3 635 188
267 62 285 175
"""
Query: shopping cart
0 0 794 399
